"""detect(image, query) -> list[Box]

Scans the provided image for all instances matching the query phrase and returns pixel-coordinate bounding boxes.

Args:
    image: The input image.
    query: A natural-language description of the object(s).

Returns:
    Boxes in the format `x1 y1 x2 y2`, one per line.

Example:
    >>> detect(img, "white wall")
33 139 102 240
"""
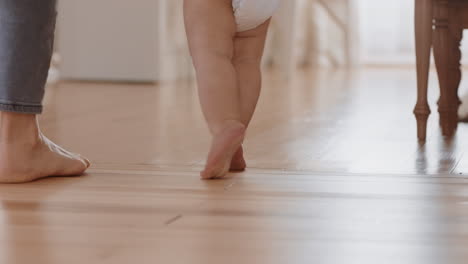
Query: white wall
57 0 163 82
57 0 197 82
357 0 468 65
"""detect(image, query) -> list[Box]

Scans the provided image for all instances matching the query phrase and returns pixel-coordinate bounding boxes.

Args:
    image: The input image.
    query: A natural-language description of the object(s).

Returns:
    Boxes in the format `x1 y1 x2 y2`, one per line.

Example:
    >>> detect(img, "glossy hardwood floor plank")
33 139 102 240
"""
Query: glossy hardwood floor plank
38 68 468 174
1 68 468 264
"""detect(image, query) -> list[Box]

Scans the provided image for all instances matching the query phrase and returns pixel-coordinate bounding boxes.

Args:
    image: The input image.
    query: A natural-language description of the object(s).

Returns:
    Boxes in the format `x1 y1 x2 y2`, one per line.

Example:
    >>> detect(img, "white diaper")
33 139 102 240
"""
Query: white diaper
232 0 281 32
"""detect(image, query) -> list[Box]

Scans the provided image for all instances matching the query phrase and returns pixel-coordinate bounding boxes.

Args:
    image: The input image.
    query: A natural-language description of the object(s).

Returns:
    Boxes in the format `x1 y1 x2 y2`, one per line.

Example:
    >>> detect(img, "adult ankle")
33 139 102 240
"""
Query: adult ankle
0 112 40 143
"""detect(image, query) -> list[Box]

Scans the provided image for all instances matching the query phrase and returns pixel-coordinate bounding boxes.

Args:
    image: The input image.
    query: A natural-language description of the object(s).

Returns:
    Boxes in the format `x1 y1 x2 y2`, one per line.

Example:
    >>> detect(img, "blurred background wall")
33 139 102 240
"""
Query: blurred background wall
357 0 468 65
53 0 468 82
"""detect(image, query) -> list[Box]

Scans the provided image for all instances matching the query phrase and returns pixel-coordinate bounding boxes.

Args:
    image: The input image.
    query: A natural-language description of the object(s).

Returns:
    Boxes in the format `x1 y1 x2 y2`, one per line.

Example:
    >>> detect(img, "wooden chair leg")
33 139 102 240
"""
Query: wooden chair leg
414 0 433 141
433 0 461 137
447 28 463 123
452 29 463 108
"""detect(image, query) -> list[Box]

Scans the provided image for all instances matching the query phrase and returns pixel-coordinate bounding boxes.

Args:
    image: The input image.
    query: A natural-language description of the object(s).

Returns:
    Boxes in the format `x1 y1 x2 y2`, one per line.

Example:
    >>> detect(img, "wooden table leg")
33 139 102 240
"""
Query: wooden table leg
414 0 433 141
433 1 461 137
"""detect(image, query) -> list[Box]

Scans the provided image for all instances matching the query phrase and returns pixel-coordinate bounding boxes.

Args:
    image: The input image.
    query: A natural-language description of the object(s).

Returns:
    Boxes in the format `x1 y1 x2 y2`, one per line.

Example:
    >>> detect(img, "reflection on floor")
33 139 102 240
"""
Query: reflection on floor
1 68 467 264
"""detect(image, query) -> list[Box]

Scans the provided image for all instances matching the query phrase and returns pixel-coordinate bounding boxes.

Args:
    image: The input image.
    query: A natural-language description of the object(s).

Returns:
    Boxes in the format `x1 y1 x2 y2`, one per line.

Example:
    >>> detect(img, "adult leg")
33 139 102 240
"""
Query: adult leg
184 0 245 179
0 0 89 183
230 20 271 171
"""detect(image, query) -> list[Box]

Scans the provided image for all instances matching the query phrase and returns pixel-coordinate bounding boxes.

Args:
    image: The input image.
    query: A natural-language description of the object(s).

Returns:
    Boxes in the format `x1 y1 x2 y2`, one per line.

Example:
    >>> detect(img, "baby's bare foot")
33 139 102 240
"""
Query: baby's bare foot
0 113 89 183
201 121 245 179
230 146 246 172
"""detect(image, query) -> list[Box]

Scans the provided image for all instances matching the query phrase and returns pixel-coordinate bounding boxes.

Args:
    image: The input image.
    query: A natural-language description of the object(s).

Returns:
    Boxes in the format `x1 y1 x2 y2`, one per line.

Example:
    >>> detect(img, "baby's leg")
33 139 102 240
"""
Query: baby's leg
230 20 271 171
184 0 245 179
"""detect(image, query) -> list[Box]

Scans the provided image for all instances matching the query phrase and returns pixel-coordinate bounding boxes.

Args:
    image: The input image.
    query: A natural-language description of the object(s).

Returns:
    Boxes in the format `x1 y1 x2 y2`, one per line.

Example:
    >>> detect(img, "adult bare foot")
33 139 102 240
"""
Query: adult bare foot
201 121 245 179
0 112 90 183
230 146 246 172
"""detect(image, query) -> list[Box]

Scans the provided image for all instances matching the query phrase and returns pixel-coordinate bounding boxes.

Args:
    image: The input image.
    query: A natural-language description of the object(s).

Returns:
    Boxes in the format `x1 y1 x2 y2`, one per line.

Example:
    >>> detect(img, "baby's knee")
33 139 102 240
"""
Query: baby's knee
232 54 262 66
192 48 234 67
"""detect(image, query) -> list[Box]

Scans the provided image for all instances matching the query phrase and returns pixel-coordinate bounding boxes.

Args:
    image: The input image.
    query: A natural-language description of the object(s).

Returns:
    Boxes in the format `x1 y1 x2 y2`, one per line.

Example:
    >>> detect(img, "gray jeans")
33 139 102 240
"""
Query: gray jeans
0 0 57 114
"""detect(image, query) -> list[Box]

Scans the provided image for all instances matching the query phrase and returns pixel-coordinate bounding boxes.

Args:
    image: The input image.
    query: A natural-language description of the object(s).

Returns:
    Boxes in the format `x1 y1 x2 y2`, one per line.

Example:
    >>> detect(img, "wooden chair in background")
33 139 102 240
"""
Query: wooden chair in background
414 0 467 140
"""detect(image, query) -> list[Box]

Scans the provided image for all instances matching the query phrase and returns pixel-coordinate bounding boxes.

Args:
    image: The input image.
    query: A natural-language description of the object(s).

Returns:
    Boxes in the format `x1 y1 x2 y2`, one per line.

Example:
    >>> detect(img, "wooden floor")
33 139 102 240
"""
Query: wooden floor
1 67 468 264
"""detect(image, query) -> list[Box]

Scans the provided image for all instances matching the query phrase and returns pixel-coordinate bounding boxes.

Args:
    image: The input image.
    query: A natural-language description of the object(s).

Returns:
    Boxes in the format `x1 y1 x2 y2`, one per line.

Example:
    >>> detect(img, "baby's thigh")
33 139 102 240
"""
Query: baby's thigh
233 19 271 62
184 0 237 62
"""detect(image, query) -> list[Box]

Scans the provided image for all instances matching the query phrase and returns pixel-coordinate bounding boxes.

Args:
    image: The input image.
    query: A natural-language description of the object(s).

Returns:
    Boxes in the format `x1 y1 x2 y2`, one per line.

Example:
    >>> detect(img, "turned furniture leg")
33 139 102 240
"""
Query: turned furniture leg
448 28 463 118
433 0 461 137
414 0 433 141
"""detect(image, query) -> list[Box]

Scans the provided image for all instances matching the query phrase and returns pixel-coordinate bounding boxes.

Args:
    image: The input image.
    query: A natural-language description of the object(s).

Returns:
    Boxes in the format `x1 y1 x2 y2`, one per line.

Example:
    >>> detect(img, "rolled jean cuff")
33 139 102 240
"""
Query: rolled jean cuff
0 0 57 115
0 101 42 114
